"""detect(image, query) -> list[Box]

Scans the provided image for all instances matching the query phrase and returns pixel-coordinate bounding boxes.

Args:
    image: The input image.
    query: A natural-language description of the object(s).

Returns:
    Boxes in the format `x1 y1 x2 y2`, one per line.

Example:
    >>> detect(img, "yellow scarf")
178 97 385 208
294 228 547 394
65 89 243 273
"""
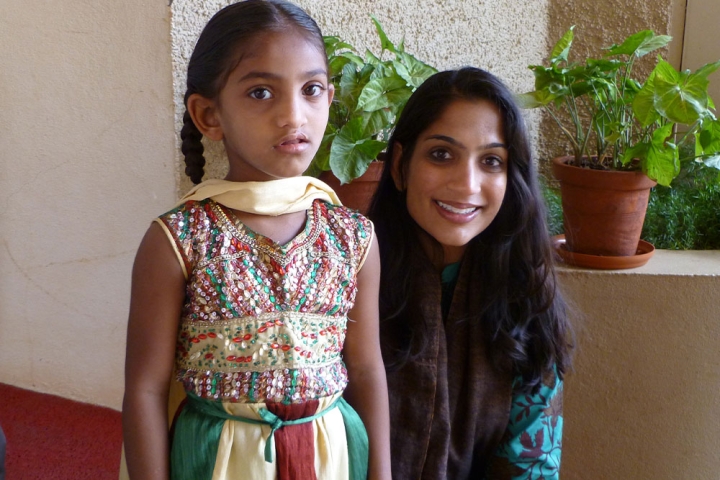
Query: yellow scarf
177 176 342 215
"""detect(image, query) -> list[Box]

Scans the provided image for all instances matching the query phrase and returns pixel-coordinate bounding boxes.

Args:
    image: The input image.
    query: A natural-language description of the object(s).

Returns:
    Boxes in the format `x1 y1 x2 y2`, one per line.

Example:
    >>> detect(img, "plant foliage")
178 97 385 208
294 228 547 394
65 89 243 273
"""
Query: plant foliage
518 27 720 186
307 17 437 184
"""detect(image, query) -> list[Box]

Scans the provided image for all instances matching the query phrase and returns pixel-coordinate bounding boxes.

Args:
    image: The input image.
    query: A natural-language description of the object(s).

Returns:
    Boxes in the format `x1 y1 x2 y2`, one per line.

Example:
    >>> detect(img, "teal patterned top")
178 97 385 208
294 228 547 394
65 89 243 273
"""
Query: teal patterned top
441 263 564 479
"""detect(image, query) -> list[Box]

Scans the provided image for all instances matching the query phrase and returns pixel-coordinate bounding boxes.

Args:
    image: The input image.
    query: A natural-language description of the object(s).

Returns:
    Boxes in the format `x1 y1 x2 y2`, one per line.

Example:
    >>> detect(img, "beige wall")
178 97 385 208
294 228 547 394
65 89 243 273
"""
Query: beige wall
558 251 720 479
0 0 176 408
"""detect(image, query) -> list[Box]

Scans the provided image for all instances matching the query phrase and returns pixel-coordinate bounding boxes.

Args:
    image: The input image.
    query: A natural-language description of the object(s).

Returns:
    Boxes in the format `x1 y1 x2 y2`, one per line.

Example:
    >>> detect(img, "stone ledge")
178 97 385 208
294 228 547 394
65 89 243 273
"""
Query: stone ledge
557 249 720 276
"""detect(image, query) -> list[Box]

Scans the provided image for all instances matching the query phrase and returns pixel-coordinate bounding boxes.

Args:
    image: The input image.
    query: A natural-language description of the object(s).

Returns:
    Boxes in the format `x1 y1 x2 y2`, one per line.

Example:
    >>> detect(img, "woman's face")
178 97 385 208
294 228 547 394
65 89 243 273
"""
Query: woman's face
393 99 508 265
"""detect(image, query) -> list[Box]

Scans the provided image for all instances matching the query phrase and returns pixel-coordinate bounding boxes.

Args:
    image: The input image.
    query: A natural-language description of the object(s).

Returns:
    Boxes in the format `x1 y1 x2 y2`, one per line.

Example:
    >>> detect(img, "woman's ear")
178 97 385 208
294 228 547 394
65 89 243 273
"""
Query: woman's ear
390 143 405 191
186 93 223 141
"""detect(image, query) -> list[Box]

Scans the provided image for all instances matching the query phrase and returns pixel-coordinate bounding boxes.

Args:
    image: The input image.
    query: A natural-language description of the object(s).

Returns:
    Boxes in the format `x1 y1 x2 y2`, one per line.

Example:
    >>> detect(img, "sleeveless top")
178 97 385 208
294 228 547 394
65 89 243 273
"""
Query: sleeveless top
156 198 373 405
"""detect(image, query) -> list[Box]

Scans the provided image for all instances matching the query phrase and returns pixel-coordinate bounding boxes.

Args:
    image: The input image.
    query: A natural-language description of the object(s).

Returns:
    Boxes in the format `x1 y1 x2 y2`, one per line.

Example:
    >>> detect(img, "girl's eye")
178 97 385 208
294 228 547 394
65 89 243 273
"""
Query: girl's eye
303 83 325 97
249 88 272 100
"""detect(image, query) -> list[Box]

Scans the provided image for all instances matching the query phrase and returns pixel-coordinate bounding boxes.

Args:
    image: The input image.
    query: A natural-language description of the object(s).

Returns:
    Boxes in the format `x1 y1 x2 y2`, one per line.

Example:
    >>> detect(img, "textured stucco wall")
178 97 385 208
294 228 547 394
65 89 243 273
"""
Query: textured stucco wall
557 251 720 479
0 0 176 409
170 0 550 194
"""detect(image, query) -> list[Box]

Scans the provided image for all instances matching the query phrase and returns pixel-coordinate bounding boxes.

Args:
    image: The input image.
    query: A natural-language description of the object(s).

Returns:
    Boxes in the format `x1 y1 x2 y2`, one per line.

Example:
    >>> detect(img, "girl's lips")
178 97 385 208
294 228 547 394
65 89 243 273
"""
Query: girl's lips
436 200 479 215
274 134 309 154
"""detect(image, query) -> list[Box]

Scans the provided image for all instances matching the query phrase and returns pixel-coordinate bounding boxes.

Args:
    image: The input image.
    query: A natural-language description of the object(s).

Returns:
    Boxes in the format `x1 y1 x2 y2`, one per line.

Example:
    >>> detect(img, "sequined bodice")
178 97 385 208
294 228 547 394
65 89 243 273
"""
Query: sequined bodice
157 199 373 404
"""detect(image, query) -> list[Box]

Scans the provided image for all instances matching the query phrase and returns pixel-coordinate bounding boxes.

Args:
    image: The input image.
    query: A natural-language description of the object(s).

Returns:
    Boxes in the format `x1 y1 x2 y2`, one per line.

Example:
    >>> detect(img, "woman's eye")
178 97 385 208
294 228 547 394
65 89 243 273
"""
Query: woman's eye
483 156 505 168
249 88 272 100
304 84 324 97
429 149 452 161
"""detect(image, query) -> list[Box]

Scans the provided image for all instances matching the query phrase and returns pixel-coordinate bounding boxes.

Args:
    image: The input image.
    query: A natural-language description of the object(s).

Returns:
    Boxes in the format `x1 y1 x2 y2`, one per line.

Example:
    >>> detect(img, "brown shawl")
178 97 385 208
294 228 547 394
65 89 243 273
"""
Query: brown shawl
381 248 514 479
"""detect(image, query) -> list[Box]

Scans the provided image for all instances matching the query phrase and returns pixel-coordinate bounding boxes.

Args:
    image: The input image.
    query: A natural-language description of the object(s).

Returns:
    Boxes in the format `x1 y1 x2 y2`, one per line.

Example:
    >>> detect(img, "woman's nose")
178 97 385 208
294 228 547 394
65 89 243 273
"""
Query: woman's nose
448 159 482 194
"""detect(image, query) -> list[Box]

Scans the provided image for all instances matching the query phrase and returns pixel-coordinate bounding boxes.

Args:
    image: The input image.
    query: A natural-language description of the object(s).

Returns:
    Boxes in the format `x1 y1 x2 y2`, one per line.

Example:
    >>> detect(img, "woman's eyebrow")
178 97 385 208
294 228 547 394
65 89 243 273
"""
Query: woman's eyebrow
424 134 507 150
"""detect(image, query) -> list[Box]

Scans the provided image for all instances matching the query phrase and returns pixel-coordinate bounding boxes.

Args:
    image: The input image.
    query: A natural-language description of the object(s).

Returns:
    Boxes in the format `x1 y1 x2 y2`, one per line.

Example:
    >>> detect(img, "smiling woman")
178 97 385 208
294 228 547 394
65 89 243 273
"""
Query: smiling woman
391 99 509 264
368 67 573 479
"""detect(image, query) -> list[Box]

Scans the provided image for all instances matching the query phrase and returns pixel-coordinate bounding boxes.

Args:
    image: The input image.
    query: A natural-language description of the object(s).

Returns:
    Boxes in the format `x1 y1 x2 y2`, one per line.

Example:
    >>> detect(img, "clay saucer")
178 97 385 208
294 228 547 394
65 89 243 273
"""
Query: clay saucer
552 234 655 270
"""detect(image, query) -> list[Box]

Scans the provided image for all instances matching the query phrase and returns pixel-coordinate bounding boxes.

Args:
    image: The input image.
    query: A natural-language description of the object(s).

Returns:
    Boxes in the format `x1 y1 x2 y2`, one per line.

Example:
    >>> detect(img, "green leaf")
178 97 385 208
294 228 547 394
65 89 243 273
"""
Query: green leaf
698 118 720 154
371 15 398 54
622 142 649 166
693 59 720 80
516 91 556 108
359 108 395 138
329 117 387 183
644 123 679 186
365 49 382 65
550 26 574 64
324 36 355 57
356 74 412 112
605 30 671 58
654 68 709 124
396 52 437 88
338 63 374 108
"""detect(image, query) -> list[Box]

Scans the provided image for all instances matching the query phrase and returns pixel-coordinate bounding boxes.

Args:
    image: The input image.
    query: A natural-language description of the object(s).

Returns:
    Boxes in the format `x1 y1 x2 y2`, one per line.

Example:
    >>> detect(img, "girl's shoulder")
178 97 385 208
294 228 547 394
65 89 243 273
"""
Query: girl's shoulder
314 200 374 267
316 200 373 237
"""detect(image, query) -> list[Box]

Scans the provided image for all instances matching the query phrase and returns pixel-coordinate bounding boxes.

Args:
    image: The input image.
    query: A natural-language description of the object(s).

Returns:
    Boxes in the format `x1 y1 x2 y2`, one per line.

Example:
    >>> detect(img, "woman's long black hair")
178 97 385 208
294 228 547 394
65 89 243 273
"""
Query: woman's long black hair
368 67 573 393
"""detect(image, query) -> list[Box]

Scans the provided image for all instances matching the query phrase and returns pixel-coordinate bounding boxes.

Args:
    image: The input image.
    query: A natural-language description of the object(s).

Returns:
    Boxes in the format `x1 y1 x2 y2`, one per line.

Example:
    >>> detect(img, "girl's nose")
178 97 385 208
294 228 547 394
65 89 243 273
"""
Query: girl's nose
277 94 306 128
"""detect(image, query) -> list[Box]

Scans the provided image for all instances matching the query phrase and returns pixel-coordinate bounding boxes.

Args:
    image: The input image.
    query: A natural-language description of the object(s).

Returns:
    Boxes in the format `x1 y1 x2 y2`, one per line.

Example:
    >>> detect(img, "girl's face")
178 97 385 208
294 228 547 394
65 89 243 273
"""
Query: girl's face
208 30 333 182
393 99 508 265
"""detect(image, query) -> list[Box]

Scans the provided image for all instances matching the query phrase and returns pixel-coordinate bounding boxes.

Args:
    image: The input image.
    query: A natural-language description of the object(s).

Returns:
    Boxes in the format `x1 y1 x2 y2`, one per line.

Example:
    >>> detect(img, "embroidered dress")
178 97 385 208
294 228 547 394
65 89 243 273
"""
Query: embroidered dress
156 198 373 480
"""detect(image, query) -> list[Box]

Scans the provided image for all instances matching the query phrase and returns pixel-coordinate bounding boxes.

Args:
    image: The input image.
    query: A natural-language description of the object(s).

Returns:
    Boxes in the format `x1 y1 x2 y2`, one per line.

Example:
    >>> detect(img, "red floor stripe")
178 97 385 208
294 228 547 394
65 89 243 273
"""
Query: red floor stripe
0 383 122 479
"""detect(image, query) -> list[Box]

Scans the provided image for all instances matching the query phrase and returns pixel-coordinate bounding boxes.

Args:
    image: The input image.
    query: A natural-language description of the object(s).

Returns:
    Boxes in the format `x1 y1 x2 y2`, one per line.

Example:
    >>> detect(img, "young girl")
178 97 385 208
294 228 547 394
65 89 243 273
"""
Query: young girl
368 68 573 479
122 2 391 479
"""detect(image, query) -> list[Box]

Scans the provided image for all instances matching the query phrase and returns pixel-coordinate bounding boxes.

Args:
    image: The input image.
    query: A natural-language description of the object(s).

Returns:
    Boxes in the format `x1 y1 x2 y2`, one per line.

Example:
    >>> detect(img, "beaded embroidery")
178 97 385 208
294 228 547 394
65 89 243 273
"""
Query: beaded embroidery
158 199 372 404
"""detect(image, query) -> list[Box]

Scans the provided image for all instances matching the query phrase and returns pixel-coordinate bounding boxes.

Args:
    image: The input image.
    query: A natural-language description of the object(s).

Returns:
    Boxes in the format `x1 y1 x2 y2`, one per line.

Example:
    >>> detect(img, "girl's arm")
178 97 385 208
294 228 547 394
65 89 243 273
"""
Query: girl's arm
122 223 186 480
343 235 392 480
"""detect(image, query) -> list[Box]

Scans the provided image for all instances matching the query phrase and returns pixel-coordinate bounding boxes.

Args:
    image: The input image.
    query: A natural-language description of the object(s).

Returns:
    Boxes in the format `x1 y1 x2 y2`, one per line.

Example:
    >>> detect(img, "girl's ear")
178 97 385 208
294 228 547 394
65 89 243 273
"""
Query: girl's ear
186 93 223 141
327 83 335 106
390 142 405 191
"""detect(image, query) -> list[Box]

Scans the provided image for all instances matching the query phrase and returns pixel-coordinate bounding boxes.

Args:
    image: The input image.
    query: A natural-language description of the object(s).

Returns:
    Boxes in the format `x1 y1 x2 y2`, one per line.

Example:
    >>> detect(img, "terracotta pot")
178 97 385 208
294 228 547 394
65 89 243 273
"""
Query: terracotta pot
318 161 384 214
552 156 656 257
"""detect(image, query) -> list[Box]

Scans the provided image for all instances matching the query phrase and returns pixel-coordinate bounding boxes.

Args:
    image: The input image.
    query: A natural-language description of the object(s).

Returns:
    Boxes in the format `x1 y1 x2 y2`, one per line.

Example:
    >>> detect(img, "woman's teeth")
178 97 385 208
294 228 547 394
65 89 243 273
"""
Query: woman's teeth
437 201 477 214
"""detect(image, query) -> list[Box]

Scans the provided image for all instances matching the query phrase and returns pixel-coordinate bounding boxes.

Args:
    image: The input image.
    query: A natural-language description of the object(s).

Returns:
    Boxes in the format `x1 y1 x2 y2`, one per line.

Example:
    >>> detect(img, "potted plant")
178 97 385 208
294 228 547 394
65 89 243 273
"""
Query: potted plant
307 17 436 212
518 27 720 261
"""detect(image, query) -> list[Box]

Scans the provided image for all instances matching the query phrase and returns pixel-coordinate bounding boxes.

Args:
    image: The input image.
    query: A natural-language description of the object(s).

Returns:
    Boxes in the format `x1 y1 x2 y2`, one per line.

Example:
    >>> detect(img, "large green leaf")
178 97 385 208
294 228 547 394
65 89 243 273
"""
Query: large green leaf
338 63 374 107
329 117 387 183
550 27 574 64
356 74 412 112
644 123 679 186
654 68 709 124
395 52 437 88
359 108 395 138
